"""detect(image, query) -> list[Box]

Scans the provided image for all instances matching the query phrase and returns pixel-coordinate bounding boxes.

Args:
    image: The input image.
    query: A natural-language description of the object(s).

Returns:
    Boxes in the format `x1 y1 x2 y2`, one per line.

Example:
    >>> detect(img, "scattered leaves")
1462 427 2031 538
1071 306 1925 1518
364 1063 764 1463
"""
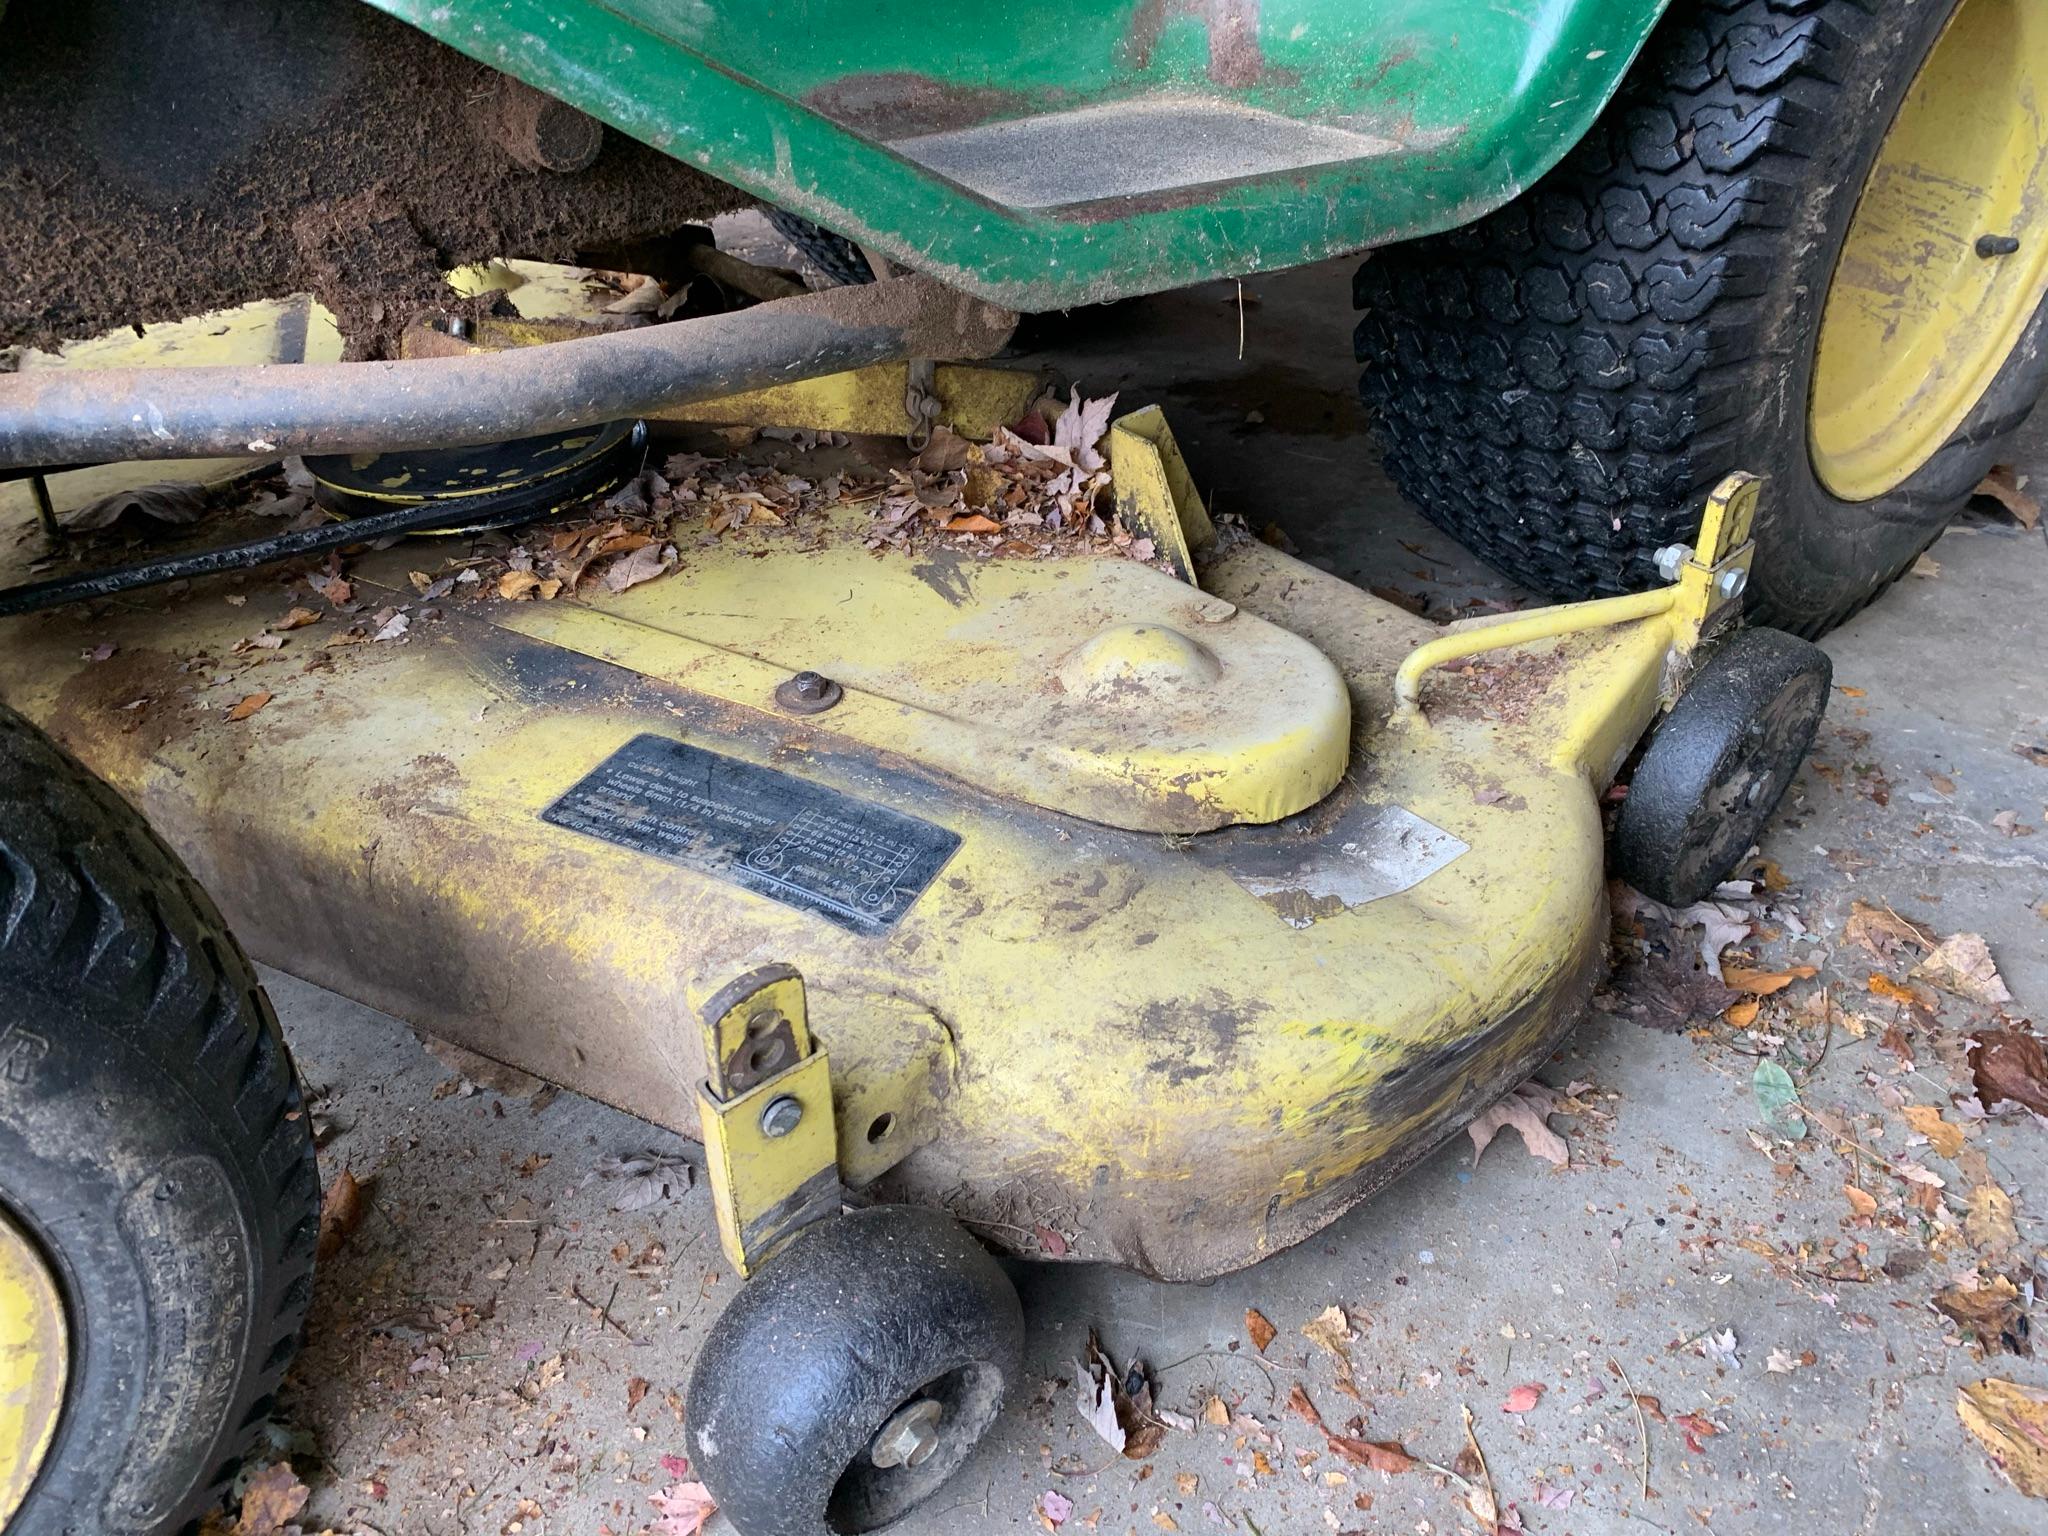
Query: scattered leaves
1935 1276 2032 1358
1972 1029 2048 1117
1752 1059 1806 1139
1913 932 2013 1006
595 1150 695 1212
230 1463 311 1536
1467 1078 1569 1168
1037 1489 1074 1530
649 1480 718 1535
1722 964 1816 996
1673 1412 1722 1454
1286 1382 1414 1473
1975 465 2042 530
316 1167 366 1261
1244 1308 1277 1354
1075 1331 1168 1460
1844 901 1935 962
1959 1379 2048 1497
1965 1184 2021 1257
1902 1103 1966 1159
1301 1305 1361 1398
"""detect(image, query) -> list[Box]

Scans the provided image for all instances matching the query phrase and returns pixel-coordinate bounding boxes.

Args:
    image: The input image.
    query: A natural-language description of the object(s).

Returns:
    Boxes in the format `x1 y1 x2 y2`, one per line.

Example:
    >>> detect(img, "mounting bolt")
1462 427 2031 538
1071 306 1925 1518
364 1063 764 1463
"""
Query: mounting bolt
1653 544 1694 582
1716 567 1749 601
1976 233 2022 258
869 1399 945 1470
758 1095 804 1138
774 669 843 715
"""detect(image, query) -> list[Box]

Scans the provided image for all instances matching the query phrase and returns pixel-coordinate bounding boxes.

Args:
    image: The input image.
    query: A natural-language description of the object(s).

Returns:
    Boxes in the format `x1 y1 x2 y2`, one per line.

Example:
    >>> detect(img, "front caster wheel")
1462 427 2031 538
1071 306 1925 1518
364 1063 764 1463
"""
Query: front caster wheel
1613 626 1832 907
685 1206 1023 1536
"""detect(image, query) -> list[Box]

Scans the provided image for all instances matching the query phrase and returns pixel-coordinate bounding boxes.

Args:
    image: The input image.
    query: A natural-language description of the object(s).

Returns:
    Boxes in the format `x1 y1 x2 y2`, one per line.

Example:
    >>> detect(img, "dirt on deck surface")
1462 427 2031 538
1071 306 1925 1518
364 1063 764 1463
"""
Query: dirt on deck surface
0 0 741 358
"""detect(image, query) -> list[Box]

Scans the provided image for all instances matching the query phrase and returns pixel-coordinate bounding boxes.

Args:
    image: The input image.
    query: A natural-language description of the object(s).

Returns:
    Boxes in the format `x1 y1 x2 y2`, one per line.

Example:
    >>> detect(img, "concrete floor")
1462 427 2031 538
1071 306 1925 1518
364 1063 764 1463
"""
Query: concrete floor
273 256 2048 1536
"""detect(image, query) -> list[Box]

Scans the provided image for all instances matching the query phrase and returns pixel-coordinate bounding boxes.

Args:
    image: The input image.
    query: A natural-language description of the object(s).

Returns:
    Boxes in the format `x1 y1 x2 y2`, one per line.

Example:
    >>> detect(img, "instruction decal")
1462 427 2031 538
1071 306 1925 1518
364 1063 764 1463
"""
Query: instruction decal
543 735 959 933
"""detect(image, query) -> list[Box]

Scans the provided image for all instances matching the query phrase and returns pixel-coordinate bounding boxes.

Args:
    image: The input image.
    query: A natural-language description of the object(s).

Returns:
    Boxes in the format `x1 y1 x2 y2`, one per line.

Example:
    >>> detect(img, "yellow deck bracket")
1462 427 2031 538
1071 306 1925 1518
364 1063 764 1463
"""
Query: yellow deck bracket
1391 471 1762 722
692 965 843 1277
401 312 1045 441
1109 405 1216 584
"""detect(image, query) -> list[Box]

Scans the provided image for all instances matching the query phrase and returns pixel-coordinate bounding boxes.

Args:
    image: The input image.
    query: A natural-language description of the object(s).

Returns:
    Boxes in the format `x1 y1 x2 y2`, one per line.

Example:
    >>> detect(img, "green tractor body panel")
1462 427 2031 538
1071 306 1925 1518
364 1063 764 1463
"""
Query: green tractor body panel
371 0 1670 309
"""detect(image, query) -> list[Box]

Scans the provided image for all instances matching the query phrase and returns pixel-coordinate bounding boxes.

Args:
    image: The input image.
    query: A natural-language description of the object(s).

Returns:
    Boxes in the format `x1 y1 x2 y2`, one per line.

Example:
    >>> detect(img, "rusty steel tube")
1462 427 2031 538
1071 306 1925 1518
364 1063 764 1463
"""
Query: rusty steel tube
0 278 1015 470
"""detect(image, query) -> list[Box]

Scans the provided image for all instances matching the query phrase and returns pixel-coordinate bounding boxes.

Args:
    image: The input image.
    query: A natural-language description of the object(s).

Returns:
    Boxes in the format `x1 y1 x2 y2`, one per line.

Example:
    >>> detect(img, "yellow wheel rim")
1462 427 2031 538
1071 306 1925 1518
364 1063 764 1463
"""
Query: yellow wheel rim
1810 0 2048 501
0 1207 65 1524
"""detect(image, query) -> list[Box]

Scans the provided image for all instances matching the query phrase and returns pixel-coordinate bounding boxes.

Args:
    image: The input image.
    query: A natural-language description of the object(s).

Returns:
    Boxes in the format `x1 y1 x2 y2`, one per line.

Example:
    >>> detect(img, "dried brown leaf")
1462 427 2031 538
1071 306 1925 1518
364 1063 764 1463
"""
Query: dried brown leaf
1973 1029 2048 1117
1965 1184 2021 1257
1902 1103 1966 1159
1245 1308 1277 1354
1935 1276 2031 1357
1844 901 1935 962
1976 465 2042 530
225 691 272 722
1914 933 2012 1006
316 1167 365 1262
233 1462 310 1535
1468 1080 1568 1169
1959 1379 2048 1497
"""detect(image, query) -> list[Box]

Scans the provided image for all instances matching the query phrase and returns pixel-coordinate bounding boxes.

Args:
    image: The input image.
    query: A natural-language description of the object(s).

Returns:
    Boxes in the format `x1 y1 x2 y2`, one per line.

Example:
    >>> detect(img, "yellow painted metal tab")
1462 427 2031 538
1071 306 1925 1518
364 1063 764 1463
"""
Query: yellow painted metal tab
0 1209 65 1525
486 504 1351 833
697 1054 840 1277
655 361 1046 440
694 963 813 1098
1108 405 1214 582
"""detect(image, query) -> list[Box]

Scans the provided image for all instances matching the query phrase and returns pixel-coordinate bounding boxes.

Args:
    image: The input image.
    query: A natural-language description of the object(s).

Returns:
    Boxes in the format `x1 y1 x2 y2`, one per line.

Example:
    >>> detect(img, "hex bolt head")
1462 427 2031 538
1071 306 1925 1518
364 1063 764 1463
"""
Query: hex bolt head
758 1095 804 1138
1716 567 1749 601
1652 544 1694 583
774 669 843 715
869 1398 945 1470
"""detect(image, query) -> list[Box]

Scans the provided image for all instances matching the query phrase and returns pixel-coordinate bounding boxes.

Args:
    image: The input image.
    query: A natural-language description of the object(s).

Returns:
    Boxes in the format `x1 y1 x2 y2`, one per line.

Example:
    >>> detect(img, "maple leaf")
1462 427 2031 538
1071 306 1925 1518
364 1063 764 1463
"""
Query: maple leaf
1053 391 1120 473
1468 1080 1568 1168
650 1480 717 1536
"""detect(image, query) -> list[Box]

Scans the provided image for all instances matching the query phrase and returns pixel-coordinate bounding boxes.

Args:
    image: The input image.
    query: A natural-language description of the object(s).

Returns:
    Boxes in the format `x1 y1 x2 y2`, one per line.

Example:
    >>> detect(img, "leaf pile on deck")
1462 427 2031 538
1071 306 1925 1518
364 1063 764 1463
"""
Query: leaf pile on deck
867 390 1161 565
452 389 1170 603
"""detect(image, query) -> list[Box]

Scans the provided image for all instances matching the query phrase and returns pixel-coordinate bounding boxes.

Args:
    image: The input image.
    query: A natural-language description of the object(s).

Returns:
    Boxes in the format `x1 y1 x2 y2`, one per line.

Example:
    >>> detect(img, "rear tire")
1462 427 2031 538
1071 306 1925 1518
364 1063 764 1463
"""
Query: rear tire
0 705 318 1534
1354 0 2048 636
764 207 875 287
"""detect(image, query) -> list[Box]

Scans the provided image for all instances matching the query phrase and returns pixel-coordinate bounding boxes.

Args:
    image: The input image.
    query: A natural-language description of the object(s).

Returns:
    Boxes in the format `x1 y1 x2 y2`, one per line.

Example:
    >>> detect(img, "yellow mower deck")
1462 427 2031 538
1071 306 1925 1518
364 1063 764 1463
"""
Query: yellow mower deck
0 387 1753 1282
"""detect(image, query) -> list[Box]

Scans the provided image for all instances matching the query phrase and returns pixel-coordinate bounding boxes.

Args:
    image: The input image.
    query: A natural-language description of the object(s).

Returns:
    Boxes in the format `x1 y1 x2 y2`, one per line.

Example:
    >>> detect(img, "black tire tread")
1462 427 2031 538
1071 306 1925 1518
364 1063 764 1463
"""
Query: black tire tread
763 206 875 287
1353 0 1982 636
0 705 316 1532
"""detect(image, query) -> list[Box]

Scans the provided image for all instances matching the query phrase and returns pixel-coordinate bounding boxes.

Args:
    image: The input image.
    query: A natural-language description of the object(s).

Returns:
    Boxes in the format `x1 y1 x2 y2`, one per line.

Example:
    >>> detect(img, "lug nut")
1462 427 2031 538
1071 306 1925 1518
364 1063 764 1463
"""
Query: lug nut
758 1095 804 1138
1652 544 1694 583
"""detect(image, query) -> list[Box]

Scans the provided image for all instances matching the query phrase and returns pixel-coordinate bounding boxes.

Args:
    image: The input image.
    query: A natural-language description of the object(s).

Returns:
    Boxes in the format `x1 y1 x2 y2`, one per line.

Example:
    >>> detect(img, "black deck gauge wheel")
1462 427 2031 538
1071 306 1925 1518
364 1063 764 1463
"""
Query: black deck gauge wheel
685 1205 1023 1536
1613 626 1832 908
